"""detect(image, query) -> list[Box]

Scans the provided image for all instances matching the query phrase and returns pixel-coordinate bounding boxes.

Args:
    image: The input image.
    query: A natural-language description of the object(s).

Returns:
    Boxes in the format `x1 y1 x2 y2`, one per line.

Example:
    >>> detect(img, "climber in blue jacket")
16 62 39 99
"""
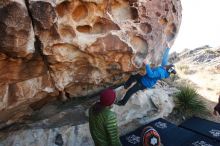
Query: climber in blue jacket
116 43 176 106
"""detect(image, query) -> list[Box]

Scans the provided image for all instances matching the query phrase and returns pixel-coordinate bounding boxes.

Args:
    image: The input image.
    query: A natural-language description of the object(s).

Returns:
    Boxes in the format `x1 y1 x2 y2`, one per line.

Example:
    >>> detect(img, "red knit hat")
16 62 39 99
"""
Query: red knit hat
100 88 116 106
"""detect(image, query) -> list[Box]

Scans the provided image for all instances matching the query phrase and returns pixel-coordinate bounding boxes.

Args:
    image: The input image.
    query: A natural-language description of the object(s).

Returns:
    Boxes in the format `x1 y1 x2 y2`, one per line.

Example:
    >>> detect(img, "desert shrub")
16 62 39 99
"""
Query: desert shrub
174 86 208 117
183 69 197 75
205 49 216 54
177 64 189 71
168 74 179 82
177 64 197 75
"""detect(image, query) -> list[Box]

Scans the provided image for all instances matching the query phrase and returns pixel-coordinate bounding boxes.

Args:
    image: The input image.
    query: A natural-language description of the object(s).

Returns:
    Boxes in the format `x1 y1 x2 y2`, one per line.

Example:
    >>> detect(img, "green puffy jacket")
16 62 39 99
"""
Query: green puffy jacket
89 104 122 146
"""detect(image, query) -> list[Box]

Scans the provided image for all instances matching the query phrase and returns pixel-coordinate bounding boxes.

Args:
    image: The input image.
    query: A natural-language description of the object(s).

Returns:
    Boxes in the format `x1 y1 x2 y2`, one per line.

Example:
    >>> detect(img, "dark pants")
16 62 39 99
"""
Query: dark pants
119 74 146 105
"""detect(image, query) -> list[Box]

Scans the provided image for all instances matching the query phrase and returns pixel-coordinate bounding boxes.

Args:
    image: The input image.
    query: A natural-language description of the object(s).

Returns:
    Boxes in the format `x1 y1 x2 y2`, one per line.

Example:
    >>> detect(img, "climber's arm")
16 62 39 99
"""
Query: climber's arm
146 64 161 78
161 47 170 66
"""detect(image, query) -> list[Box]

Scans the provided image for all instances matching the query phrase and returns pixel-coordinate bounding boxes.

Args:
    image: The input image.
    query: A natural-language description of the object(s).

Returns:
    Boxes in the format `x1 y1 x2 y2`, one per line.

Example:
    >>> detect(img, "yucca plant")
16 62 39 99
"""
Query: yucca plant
174 86 208 116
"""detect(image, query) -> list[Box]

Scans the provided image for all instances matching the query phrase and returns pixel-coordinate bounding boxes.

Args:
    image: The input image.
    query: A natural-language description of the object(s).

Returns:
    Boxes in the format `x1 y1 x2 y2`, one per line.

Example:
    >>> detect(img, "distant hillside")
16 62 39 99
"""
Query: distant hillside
170 45 220 102
171 45 220 64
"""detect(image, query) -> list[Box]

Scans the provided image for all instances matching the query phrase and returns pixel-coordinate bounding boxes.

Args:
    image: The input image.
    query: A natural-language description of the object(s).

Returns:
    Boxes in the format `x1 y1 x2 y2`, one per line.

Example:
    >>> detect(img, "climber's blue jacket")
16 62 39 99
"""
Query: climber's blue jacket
141 48 170 88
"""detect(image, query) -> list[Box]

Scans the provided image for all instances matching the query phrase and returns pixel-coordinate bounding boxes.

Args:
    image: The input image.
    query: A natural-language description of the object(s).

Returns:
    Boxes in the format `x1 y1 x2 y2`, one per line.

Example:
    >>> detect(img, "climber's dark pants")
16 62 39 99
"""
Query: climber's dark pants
119 74 146 105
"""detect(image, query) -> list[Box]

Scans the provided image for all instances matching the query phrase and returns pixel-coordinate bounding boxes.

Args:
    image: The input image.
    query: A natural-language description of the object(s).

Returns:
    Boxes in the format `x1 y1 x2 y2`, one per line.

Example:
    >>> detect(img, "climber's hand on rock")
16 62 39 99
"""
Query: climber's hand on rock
143 58 150 65
166 41 171 48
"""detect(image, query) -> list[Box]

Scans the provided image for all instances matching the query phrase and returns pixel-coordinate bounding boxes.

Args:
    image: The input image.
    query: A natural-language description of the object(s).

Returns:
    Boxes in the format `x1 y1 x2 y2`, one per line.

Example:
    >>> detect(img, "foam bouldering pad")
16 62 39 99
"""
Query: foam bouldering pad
120 118 176 146
120 118 219 146
180 117 220 142
182 134 220 146
162 127 219 146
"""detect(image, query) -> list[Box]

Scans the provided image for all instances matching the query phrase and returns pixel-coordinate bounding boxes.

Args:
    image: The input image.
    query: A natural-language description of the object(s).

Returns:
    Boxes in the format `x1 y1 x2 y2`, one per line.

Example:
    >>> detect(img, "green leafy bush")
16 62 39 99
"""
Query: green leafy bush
174 86 208 116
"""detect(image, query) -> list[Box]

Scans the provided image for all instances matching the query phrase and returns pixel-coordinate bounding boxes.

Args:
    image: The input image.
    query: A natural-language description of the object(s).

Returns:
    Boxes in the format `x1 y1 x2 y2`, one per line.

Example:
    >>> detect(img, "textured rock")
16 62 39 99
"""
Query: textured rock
0 73 57 129
114 81 176 125
29 0 182 94
0 82 177 146
0 0 58 127
0 0 182 129
0 123 94 146
0 53 47 84
0 0 35 58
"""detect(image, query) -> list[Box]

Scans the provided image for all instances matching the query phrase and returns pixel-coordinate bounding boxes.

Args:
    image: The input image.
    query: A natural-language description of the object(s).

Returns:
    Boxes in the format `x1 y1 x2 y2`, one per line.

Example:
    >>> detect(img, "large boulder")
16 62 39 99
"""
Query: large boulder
0 123 94 146
0 0 58 128
28 0 182 93
0 82 177 146
0 0 182 129
114 82 176 125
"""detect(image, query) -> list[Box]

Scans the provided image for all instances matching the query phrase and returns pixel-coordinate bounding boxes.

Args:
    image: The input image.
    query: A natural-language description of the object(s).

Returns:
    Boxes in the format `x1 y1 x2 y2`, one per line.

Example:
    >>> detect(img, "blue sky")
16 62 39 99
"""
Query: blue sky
172 0 220 52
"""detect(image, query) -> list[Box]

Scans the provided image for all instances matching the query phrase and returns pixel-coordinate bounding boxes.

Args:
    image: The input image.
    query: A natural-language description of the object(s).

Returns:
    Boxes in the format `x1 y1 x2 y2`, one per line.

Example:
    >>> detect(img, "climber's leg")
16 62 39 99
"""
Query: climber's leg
117 82 145 106
124 73 142 89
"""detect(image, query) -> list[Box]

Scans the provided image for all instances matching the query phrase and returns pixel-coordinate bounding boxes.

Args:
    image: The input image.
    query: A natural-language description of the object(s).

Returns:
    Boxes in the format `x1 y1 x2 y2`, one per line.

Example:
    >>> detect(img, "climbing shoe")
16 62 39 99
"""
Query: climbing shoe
124 83 130 89
115 100 125 106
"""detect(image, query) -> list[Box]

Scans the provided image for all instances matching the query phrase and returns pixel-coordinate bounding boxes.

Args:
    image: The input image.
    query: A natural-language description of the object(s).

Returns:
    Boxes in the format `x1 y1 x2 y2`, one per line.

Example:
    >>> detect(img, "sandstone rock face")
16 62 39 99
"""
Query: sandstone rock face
0 0 182 128
0 123 94 146
0 82 177 146
114 82 176 126
0 73 57 129
0 0 35 58
29 0 182 93
0 0 58 128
